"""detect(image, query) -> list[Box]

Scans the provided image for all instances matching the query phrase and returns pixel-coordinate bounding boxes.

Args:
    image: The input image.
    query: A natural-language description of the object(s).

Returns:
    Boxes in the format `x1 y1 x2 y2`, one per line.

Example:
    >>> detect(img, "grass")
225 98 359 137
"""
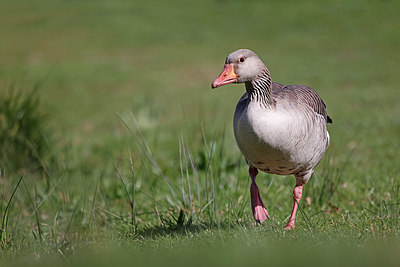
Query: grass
0 87 53 173
0 0 400 265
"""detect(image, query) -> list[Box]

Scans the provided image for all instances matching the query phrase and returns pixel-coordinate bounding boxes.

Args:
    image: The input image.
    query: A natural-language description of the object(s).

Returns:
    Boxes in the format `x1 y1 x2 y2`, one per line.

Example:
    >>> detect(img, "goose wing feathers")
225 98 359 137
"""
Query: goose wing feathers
273 84 331 123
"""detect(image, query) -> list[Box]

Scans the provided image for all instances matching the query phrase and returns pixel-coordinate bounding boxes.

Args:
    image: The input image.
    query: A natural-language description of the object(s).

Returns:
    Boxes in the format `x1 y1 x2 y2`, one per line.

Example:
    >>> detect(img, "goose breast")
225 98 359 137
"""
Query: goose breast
233 92 329 175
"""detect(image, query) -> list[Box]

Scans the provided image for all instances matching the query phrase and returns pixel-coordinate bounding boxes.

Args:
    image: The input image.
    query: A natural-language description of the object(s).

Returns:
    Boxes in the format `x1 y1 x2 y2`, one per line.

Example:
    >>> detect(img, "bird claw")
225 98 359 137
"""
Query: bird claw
283 223 295 230
253 205 269 223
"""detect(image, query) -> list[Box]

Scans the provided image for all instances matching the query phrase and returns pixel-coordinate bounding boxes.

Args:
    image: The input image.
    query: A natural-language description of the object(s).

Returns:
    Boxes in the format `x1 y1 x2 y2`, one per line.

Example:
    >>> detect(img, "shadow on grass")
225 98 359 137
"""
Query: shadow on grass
133 209 284 241
135 214 233 239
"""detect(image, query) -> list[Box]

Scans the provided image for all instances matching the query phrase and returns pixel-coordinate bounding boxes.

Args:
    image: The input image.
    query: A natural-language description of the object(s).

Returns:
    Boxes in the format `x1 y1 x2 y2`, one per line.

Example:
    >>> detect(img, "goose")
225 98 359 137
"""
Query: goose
211 49 332 229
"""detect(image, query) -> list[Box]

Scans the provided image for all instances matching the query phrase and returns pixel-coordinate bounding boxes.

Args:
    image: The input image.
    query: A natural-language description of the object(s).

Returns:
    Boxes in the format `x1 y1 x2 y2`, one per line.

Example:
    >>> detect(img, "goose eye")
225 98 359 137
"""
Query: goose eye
239 57 245 63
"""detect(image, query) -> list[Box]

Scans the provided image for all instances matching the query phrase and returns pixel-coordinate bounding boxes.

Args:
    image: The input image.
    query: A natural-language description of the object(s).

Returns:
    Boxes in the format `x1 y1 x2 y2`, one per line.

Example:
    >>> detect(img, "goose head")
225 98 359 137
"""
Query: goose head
211 49 267 88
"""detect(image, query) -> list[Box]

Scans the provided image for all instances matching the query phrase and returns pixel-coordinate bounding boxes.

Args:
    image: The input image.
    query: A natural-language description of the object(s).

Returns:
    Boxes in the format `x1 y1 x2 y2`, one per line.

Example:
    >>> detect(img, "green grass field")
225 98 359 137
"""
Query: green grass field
1 0 400 265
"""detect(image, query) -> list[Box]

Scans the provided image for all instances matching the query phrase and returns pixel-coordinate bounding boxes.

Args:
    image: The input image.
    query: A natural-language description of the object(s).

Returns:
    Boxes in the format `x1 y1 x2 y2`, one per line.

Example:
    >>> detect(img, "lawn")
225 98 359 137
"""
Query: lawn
0 0 399 265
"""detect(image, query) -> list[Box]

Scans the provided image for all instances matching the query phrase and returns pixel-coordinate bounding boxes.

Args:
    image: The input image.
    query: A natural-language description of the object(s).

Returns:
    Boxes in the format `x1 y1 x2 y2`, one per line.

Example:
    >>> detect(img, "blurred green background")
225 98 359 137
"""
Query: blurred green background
0 0 399 265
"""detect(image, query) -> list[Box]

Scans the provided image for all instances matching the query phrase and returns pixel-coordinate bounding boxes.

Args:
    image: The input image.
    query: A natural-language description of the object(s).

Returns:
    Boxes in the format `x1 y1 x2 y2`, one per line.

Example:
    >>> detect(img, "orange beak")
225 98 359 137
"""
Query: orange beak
211 63 238 88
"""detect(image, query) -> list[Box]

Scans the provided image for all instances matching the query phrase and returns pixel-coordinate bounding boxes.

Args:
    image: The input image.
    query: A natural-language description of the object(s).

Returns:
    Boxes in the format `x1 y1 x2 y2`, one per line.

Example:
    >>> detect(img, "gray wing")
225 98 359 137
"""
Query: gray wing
276 84 331 123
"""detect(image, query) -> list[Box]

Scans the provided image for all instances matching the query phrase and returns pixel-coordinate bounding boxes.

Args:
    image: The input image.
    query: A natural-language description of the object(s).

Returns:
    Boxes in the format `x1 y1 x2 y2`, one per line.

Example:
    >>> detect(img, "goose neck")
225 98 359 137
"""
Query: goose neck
245 68 272 106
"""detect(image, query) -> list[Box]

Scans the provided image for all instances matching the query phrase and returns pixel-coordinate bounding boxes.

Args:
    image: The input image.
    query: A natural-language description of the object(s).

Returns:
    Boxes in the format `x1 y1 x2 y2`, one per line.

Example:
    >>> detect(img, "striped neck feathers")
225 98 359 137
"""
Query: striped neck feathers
245 68 273 106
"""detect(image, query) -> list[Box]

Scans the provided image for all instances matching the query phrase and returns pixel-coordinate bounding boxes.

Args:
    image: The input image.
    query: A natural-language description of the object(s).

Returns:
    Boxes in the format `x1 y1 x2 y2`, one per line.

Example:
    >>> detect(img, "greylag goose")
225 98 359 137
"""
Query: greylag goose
211 49 332 229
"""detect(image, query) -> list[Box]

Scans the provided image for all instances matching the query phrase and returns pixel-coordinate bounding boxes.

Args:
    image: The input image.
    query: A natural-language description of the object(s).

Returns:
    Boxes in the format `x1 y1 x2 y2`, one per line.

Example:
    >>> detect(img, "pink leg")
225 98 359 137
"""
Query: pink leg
249 167 269 223
284 182 304 230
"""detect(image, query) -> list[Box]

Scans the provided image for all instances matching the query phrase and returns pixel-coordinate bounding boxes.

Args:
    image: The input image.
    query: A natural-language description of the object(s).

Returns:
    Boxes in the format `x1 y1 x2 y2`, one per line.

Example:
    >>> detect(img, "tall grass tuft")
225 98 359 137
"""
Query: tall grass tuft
116 111 248 231
0 85 54 173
